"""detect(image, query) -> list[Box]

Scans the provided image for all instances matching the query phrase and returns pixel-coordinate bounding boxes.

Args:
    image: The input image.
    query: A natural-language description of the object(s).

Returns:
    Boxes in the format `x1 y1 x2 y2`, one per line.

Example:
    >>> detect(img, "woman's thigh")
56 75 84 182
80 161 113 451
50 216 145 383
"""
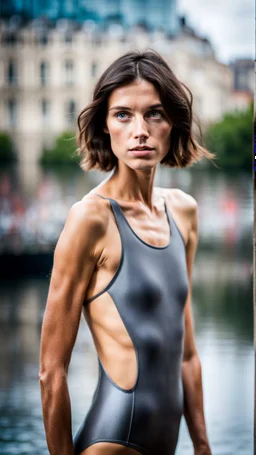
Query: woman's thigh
79 441 143 455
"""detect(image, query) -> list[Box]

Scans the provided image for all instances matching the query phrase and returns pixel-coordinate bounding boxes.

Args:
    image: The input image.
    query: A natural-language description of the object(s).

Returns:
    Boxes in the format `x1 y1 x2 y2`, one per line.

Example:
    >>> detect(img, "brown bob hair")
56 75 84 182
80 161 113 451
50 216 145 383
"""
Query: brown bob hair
77 49 215 171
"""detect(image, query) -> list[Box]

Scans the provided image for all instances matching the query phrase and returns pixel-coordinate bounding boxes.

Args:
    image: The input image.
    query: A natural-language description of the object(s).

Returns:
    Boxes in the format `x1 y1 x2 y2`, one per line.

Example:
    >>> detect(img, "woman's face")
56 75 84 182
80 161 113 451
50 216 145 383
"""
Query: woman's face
105 79 173 171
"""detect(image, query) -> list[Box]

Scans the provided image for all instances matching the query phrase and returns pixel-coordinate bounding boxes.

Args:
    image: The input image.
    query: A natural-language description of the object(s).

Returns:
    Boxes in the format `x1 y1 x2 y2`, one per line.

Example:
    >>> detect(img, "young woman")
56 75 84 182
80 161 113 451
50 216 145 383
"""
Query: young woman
39 50 215 455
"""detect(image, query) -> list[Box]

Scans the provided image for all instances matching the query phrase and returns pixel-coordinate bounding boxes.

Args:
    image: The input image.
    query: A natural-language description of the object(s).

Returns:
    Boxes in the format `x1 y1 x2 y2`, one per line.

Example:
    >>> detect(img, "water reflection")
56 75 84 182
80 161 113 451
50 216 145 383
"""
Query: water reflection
0 275 253 454
0 164 253 454
195 276 253 342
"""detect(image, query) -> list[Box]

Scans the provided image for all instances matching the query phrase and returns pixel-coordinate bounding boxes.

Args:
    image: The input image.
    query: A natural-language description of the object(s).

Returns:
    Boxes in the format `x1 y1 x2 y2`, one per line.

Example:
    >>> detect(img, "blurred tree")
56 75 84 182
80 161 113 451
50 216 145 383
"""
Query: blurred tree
40 131 79 165
204 103 253 170
0 132 16 162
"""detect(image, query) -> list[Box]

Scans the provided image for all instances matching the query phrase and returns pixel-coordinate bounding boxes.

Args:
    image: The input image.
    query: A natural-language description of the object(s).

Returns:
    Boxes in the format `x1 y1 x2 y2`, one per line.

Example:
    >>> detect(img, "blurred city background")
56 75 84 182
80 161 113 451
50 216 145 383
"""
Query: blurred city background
0 1 253 454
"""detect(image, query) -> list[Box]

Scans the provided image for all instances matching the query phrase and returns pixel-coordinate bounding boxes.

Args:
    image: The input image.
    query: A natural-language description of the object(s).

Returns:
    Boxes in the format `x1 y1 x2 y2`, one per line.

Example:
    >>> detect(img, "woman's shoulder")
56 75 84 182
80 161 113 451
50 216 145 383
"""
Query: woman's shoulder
157 187 198 243
53 193 111 267
156 187 198 211
65 192 111 239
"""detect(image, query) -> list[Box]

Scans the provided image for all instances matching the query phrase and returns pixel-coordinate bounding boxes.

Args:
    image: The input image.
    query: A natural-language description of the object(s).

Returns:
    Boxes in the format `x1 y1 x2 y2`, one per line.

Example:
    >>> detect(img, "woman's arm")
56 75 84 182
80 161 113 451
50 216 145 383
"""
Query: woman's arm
181 196 212 455
39 196 108 455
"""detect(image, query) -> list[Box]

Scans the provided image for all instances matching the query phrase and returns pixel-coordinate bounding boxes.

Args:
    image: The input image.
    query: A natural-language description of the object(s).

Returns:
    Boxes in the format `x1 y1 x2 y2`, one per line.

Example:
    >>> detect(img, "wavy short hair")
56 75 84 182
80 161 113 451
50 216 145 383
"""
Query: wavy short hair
77 49 215 171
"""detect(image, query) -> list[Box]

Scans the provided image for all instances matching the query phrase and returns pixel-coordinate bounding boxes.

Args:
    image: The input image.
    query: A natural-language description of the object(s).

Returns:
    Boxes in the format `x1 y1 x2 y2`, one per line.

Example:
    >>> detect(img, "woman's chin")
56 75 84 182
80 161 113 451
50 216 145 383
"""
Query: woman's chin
129 161 157 172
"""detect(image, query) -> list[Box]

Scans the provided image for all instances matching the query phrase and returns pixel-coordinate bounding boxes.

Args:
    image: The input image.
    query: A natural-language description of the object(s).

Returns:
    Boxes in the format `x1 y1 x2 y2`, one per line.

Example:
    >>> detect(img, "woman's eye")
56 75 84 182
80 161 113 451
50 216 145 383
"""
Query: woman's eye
115 110 163 120
116 112 129 119
149 110 163 118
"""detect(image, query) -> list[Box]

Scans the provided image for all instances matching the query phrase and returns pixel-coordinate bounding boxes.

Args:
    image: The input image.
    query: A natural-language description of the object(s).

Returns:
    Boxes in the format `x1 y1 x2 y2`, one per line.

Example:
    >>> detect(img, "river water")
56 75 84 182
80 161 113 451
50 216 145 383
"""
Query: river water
0 164 253 454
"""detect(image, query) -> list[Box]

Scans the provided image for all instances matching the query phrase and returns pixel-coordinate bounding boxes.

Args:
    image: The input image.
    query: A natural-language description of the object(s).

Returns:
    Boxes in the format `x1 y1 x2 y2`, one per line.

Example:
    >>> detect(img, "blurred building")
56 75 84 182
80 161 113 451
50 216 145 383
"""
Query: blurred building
229 59 254 112
0 0 179 35
0 16 233 162
165 17 232 124
230 59 254 93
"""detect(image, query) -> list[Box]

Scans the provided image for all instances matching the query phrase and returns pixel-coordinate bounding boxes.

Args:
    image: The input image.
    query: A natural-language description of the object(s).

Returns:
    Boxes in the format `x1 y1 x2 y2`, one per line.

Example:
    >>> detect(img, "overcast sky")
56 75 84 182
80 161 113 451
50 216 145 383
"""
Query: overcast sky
177 0 254 63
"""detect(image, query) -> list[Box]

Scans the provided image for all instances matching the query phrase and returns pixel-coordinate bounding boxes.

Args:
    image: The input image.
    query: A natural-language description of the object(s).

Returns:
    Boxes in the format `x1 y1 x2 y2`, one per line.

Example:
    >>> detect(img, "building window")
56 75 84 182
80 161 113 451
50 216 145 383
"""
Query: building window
236 70 248 91
38 34 48 46
41 99 50 124
7 99 17 126
3 32 18 46
64 60 74 86
8 61 17 86
91 61 97 78
66 100 76 125
40 61 49 86
64 31 72 44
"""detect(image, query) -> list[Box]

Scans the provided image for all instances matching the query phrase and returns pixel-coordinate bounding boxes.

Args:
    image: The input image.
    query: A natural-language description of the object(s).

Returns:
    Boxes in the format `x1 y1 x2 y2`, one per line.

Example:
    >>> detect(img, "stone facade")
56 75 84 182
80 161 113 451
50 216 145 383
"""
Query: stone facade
0 20 234 162
229 59 254 112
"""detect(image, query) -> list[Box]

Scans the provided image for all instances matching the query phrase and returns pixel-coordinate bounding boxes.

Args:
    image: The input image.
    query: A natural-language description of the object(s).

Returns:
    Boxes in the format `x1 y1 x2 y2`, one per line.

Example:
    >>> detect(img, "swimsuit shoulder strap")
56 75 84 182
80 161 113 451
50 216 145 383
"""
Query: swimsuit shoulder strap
92 192 131 235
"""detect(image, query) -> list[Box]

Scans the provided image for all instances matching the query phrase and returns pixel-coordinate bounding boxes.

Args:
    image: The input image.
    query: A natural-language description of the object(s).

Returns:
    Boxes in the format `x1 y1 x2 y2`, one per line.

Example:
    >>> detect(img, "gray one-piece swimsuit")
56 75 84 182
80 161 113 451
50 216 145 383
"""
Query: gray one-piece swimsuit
74 194 189 455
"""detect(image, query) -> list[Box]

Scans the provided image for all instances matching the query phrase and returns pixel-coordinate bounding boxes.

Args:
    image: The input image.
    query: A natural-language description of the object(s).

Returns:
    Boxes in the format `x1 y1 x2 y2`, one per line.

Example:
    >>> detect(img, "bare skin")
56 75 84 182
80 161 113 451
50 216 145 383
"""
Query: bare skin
79 441 144 455
39 79 212 455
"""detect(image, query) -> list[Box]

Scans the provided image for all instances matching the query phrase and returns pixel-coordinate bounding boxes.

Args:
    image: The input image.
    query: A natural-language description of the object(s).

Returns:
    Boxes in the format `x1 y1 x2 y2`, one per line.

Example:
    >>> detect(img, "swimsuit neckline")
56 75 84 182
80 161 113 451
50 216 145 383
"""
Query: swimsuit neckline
94 193 173 250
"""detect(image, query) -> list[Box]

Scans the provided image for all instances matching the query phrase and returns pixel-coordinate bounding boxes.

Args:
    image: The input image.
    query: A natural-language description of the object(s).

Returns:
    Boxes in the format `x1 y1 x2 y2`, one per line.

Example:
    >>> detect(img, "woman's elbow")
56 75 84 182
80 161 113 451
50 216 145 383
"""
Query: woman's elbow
38 364 67 389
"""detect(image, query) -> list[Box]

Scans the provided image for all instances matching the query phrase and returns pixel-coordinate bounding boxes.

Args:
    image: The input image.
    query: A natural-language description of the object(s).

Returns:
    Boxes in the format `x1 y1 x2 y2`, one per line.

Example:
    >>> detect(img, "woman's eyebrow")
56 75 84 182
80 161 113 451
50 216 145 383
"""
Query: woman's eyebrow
109 103 164 111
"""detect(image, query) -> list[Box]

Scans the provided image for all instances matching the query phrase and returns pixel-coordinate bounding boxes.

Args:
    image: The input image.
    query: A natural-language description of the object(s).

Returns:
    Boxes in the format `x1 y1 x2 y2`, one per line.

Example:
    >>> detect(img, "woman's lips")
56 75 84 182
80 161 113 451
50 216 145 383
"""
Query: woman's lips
128 149 154 157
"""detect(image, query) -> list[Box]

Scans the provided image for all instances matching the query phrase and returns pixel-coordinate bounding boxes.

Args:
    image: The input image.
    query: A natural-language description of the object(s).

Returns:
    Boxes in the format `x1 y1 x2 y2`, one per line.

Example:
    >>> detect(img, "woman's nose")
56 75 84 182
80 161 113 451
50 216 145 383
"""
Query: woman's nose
132 116 149 139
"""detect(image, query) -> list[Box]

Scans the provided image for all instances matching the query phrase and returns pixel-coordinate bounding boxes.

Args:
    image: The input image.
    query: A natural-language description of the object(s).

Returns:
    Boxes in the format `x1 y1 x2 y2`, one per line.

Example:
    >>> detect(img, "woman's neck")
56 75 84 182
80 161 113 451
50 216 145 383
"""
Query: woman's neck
104 164 157 209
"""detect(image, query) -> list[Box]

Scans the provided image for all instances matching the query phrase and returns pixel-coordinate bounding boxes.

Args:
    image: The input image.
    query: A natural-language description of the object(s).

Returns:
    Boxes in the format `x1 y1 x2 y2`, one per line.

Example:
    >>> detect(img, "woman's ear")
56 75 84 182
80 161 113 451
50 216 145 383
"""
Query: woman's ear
103 126 109 134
